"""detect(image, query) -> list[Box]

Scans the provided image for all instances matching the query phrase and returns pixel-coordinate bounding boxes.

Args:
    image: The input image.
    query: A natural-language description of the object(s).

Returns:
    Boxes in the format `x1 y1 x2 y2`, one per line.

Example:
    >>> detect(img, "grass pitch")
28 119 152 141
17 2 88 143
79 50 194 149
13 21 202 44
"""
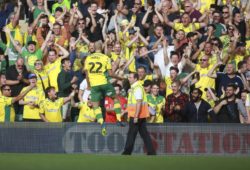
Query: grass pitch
0 154 249 170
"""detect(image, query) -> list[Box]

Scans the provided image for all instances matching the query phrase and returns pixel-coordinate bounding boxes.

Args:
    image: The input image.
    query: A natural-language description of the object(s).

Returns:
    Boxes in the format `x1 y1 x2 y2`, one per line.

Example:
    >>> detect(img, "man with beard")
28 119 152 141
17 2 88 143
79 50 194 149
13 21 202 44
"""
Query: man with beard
182 88 216 123
213 84 248 123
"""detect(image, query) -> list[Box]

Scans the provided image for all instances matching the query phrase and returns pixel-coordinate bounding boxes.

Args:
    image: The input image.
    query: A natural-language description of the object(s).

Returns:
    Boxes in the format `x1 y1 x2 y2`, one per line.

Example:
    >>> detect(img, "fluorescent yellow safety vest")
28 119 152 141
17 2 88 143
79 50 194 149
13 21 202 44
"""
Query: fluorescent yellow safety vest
127 81 149 118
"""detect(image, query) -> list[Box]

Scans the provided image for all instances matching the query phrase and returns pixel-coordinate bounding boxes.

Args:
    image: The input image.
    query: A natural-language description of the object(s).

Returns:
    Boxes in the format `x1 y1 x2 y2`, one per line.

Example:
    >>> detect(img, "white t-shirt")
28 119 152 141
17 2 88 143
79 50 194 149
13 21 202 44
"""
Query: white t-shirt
134 88 143 100
79 79 91 102
165 61 184 77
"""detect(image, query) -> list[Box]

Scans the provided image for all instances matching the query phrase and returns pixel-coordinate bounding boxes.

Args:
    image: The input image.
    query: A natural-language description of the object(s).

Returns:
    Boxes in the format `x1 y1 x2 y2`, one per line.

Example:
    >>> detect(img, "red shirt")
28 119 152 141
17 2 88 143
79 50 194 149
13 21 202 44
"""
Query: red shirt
105 96 127 123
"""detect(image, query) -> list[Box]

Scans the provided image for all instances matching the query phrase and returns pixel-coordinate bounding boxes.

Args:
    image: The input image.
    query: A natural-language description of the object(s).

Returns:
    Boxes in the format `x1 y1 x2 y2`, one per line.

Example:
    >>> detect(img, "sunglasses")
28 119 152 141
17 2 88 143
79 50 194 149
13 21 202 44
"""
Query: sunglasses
200 59 208 62
35 62 43 66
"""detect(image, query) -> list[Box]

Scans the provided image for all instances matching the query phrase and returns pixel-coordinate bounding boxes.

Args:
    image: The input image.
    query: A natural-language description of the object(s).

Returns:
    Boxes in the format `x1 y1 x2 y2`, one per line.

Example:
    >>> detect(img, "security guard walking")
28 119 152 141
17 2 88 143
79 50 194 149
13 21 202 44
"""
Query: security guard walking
122 72 156 155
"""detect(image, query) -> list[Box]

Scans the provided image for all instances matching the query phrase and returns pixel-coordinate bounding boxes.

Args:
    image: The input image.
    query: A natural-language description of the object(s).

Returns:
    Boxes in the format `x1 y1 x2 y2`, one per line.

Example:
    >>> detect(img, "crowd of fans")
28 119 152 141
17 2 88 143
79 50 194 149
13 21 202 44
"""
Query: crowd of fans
0 0 250 124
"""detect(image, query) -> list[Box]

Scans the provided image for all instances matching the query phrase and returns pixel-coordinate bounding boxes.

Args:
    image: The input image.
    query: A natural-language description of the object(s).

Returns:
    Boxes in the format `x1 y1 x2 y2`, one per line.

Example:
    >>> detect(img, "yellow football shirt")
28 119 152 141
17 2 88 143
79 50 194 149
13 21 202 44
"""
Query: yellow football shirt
173 23 201 33
84 52 111 87
45 58 61 91
34 70 50 90
6 23 23 46
0 96 14 122
165 76 173 97
200 0 215 13
138 75 153 85
77 102 96 123
39 98 64 122
21 87 45 120
195 64 215 99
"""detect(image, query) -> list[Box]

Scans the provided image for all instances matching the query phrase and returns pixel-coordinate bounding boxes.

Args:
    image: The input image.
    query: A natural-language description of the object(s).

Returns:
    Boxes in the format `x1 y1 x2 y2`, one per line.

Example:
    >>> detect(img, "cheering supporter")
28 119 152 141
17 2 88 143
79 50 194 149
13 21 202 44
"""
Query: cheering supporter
147 82 165 123
0 0 249 126
57 58 78 121
0 83 35 122
213 83 248 123
19 73 44 121
71 94 96 123
39 86 75 122
105 84 127 123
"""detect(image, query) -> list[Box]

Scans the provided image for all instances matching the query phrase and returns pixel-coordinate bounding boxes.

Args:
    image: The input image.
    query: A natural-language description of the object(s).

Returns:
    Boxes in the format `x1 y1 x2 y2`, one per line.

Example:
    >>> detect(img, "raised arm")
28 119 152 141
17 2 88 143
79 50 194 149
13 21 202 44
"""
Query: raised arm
41 29 53 52
126 33 139 48
54 43 69 59
162 38 169 66
163 13 175 28
102 13 109 40
155 6 164 24
152 33 164 50
44 0 51 16
137 28 149 46
13 0 22 28
12 84 35 104
27 0 35 12
3 27 22 54
141 6 152 29
63 90 76 104
88 8 97 33
180 70 197 85
207 61 222 79
113 10 120 42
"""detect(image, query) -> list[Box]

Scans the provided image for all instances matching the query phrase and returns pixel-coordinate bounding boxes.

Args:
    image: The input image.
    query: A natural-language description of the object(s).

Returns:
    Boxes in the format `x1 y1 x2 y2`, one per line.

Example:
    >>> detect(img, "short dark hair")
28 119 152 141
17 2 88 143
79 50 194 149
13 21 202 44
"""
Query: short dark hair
170 51 179 59
191 88 203 96
114 84 122 91
143 80 153 87
45 86 55 95
170 66 179 73
1 85 10 92
48 49 57 55
61 58 70 65
238 60 246 70
130 72 139 80
55 7 63 13
137 66 146 71
226 83 237 90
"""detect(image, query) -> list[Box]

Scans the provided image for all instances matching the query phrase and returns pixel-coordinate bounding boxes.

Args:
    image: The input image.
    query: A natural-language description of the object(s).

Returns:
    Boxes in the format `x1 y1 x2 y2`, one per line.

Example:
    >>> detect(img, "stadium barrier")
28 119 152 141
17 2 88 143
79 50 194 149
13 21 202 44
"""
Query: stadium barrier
0 123 250 155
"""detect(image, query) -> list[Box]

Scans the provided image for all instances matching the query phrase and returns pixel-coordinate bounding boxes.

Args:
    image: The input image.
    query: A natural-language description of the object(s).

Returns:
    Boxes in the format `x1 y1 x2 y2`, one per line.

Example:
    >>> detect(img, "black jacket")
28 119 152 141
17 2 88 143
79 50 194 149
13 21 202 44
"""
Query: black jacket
182 99 217 123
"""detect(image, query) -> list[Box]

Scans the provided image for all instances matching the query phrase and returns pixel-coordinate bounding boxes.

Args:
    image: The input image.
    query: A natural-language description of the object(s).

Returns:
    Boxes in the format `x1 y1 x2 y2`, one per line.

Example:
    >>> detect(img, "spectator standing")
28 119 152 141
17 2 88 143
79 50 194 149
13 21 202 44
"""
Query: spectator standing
182 88 216 123
105 84 127 123
166 80 189 122
39 86 75 122
122 72 155 155
0 83 35 122
213 84 248 123
19 73 44 121
5 58 29 121
57 58 78 121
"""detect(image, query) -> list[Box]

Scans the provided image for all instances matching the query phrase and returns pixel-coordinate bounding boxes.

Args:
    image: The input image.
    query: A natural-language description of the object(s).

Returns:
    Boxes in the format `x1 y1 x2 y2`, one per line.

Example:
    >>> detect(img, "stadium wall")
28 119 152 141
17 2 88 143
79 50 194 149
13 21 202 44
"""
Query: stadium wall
0 123 250 155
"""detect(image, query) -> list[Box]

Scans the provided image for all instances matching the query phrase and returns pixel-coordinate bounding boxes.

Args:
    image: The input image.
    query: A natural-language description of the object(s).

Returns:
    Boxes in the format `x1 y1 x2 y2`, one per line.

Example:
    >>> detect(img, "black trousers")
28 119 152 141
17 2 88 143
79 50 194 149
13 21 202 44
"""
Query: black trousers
122 118 156 155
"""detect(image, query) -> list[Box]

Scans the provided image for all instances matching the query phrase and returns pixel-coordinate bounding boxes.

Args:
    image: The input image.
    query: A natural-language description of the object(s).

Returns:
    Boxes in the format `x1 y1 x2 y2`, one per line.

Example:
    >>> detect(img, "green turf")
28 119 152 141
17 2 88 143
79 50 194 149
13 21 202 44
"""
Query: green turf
0 154 249 170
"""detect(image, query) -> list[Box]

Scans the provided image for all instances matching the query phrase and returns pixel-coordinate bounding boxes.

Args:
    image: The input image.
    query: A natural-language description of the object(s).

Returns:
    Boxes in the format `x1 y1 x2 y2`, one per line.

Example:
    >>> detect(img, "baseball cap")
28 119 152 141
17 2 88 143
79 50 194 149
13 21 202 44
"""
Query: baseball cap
27 41 37 46
28 73 37 79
